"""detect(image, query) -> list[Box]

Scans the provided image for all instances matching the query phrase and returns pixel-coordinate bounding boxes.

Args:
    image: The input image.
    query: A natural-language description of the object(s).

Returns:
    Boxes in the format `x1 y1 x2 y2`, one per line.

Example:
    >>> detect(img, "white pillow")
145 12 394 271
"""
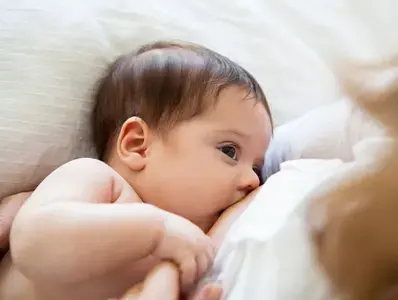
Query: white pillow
263 100 385 179
1 0 397 198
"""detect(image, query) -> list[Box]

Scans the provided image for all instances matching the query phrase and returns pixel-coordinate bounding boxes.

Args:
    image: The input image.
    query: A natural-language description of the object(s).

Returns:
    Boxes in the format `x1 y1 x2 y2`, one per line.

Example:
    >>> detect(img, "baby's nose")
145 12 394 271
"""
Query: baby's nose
238 168 260 195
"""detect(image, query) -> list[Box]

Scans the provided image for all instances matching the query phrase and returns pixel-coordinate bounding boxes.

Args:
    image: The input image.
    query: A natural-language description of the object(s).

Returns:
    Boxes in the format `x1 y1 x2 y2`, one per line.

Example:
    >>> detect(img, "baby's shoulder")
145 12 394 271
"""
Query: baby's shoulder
58 157 110 171
51 158 115 180
39 158 114 191
53 158 138 203
32 158 135 204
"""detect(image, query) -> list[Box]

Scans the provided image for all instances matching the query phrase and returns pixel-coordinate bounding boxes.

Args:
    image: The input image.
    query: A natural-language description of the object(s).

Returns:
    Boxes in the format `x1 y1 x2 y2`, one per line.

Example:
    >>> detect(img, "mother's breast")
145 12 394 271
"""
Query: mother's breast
208 189 260 249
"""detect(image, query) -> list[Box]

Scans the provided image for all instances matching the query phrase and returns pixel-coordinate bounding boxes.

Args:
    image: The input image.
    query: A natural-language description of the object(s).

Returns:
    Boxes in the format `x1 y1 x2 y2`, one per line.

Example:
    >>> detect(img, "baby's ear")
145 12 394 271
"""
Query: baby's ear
116 117 151 171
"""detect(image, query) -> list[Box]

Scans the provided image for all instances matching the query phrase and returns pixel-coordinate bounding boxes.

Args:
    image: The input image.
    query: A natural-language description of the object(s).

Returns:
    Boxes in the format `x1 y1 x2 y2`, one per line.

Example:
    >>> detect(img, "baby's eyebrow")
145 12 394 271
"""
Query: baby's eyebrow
213 128 249 139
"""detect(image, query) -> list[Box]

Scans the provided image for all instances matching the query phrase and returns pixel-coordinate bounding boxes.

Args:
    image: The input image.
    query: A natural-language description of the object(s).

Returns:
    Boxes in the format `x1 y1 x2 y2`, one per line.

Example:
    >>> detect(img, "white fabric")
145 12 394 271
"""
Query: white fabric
203 159 345 300
262 100 385 178
1 0 397 198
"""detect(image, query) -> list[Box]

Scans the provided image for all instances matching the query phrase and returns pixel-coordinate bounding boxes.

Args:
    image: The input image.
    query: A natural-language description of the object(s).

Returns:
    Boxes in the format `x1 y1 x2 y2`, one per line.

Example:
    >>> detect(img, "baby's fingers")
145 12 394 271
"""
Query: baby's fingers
180 257 198 294
204 242 216 272
207 242 216 263
196 253 210 279
196 244 215 276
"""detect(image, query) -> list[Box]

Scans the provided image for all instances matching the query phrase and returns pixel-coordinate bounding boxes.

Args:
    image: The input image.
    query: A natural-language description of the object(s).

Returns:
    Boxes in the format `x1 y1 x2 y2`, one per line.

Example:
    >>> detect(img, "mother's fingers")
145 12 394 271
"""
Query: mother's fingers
191 283 223 300
119 262 179 300
118 282 143 300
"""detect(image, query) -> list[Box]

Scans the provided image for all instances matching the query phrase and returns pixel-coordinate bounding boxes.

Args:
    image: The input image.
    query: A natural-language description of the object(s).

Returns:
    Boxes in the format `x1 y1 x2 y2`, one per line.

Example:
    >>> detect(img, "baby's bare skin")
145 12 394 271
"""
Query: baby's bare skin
0 162 157 300
0 158 212 300
0 185 254 300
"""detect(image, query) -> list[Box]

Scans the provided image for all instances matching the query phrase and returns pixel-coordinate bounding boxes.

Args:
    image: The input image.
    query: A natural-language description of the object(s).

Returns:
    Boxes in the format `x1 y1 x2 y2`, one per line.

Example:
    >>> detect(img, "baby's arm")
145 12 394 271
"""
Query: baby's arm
120 189 259 300
10 158 166 284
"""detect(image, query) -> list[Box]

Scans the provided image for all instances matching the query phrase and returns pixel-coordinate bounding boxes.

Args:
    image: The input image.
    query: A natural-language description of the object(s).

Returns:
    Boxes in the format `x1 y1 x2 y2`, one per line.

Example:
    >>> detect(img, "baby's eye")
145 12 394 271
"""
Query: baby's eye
219 145 238 160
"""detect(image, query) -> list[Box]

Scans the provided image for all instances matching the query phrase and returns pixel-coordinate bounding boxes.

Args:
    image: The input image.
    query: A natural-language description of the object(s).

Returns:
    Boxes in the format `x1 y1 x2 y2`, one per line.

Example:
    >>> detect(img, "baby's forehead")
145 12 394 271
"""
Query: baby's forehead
208 88 268 125
203 91 272 148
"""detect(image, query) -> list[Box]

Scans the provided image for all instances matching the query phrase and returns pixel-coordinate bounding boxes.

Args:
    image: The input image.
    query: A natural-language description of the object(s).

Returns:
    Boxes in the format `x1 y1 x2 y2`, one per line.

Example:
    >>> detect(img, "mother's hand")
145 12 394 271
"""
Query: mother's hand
119 262 222 300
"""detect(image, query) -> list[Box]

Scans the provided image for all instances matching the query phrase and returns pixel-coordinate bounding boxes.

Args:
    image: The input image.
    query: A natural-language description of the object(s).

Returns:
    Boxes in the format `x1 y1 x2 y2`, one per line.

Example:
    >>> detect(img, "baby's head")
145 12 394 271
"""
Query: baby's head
92 41 272 230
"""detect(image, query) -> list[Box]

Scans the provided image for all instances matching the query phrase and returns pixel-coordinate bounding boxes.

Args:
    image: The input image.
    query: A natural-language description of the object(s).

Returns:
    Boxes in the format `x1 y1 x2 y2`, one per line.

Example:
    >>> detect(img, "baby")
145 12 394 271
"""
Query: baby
4 41 273 300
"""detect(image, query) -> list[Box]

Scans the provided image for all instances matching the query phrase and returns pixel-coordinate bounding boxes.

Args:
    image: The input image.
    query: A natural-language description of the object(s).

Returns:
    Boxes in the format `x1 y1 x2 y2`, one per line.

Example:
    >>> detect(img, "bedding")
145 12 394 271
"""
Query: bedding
1 0 398 198
262 99 384 179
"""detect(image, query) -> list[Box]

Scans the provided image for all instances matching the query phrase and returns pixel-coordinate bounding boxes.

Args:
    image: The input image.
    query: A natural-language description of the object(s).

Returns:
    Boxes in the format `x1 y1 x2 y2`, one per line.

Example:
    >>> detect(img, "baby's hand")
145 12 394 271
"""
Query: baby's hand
153 212 215 293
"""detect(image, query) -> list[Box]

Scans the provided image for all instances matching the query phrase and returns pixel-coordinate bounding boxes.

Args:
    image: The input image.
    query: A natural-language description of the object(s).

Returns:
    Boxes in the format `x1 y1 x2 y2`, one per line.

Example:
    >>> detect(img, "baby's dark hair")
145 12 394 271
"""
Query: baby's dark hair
92 40 272 160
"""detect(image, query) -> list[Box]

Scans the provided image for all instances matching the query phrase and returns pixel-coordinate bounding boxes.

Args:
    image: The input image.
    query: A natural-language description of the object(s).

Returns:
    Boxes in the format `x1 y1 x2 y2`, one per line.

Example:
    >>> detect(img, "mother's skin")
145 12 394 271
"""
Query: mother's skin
0 189 257 300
